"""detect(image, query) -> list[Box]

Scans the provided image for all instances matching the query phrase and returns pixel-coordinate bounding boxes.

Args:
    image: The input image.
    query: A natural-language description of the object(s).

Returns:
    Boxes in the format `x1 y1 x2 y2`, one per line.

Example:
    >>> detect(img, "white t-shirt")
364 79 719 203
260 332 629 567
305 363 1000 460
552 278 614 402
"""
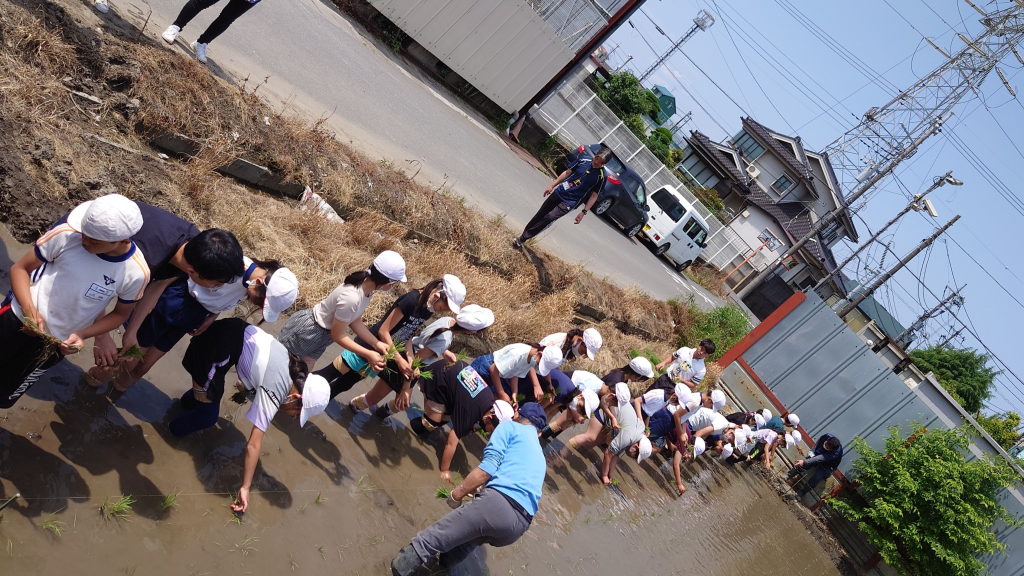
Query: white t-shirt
640 389 669 415
311 283 370 330
492 343 534 379
753 428 778 445
687 407 727 434
410 317 455 361
539 332 566 348
571 370 604 393
188 256 255 314
237 325 294 432
667 347 706 385
673 392 703 418
12 225 149 341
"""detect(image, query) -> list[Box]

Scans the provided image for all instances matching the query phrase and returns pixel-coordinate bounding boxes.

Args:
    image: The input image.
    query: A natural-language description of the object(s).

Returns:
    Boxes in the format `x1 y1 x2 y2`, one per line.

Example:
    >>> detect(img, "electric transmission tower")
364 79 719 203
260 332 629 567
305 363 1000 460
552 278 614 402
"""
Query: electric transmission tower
738 2 1024 299
638 10 715 83
822 2 1024 204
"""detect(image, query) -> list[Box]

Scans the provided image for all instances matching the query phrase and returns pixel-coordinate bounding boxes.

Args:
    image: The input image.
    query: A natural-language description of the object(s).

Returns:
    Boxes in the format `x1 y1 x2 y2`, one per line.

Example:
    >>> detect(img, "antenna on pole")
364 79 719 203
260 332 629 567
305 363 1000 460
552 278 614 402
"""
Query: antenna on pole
637 10 715 83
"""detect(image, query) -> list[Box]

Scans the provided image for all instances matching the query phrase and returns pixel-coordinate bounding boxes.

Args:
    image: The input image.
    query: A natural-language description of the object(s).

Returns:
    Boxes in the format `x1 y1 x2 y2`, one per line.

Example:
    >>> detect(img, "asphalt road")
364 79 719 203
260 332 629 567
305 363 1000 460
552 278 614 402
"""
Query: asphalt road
115 0 724 309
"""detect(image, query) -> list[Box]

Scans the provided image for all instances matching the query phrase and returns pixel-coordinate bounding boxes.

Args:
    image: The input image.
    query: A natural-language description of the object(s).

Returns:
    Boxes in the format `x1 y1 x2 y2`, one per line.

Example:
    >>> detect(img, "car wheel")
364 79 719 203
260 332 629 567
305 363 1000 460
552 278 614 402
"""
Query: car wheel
676 260 693 273
627 223 643 237
594 198 613 215
654 242 670 256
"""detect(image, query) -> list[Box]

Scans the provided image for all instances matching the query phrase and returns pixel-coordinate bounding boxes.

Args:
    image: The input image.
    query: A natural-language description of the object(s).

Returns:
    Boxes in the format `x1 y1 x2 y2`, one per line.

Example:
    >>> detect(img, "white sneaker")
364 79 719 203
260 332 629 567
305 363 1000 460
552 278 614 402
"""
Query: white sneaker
161 25 180 44
190 41 208 63
94 0 109 13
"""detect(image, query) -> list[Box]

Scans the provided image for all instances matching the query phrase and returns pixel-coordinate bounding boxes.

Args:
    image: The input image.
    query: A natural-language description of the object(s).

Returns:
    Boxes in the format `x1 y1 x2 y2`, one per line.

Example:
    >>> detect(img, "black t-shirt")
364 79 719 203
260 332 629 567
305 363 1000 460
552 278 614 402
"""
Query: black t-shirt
421 359 494 438
356 289 433 347
56 201 199 280
602 369 626 387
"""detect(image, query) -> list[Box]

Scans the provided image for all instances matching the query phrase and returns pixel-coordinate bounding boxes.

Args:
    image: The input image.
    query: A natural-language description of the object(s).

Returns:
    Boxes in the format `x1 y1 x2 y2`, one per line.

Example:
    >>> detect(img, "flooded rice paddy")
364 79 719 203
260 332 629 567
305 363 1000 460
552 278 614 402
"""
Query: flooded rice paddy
0 230 840 575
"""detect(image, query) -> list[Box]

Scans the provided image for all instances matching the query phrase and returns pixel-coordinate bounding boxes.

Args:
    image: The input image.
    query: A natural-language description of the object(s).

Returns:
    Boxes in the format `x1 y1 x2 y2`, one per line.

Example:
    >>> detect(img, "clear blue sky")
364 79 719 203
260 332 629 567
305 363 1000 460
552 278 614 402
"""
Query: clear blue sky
604 0 1024 418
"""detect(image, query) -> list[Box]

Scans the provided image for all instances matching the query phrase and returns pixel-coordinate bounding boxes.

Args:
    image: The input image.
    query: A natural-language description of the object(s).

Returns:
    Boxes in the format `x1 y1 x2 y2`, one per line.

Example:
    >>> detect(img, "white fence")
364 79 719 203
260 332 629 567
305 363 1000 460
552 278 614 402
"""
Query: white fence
529 0 630 53
529 65 759 272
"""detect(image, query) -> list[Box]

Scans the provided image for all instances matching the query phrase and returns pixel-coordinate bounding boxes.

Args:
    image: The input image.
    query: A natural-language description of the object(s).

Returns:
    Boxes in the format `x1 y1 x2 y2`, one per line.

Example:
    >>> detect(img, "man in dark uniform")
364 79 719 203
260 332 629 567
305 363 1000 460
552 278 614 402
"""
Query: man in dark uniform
786 433 843 497
512 145 612 248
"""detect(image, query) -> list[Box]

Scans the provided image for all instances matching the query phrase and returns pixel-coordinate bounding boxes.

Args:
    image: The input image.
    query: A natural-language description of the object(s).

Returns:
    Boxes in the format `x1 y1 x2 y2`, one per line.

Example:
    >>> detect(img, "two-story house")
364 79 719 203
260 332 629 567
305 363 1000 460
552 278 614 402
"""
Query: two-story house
677 117 858 299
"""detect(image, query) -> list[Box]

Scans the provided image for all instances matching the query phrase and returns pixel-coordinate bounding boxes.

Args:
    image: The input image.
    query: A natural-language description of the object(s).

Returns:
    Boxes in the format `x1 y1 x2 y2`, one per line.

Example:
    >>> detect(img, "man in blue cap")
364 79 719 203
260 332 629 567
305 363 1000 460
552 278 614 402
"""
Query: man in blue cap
512 146 612 248
391 403 547 575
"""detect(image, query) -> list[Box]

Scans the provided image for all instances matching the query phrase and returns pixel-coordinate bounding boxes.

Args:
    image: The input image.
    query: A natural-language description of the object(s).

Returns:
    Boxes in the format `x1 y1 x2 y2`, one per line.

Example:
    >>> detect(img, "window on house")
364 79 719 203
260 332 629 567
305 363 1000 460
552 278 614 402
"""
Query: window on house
733 131 765 160
772 174 795 195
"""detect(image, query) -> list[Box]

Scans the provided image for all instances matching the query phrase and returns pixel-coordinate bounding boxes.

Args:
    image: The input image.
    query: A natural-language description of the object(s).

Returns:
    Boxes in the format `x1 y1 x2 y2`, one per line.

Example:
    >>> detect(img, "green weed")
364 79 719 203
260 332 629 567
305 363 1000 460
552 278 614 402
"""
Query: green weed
100 495 135 521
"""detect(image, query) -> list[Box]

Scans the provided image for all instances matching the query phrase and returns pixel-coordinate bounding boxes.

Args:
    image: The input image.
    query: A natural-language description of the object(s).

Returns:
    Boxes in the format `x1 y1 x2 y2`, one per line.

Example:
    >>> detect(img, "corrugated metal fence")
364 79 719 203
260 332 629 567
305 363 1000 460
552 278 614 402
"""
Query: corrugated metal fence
529 65 758 271
718 290 1024 575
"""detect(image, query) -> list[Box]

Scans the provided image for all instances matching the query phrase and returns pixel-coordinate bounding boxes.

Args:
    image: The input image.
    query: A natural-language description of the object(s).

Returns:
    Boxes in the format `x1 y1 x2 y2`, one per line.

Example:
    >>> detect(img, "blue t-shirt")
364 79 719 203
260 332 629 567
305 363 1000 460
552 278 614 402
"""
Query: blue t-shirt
478 420 545 516
555 153 605 208
648 407 675 440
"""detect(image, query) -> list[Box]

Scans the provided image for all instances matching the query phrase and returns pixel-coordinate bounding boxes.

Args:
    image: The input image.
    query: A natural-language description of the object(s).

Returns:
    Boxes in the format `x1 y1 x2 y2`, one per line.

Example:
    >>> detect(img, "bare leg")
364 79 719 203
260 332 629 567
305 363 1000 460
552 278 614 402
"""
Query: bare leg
113 346 167 391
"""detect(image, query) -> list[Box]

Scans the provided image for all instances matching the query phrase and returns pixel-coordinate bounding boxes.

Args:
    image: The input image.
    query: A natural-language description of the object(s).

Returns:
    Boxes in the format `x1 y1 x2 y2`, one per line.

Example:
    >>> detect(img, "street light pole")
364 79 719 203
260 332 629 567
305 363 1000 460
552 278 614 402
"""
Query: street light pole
736 116 948 300
813 171 962 291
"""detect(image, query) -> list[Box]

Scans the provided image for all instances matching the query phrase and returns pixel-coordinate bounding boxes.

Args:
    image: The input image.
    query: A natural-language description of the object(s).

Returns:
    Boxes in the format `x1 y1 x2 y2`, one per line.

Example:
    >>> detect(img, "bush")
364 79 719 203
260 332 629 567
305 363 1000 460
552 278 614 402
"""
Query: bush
672 297 750 361
629 348 663 374
832 425 1022 576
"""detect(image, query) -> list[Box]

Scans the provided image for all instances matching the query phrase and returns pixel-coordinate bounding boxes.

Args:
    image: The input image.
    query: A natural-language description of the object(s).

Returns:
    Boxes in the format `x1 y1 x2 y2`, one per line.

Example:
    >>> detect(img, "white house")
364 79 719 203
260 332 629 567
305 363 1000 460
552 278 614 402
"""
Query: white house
677 117 858 297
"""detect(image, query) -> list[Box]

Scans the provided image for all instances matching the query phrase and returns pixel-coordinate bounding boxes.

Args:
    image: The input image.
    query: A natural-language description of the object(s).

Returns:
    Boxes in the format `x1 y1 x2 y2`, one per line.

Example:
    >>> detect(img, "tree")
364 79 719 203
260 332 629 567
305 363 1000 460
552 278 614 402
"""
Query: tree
596 72 650 118
623 114 647 141
976 411 1023 451
646 127 674 164
909 345 998 413
831 425 1021 576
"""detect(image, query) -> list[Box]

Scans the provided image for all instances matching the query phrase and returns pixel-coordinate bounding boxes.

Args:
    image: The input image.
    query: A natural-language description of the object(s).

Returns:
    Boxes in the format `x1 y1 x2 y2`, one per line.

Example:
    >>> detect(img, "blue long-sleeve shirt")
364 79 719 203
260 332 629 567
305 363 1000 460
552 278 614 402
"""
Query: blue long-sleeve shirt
805 433 843 469
478 420 546 516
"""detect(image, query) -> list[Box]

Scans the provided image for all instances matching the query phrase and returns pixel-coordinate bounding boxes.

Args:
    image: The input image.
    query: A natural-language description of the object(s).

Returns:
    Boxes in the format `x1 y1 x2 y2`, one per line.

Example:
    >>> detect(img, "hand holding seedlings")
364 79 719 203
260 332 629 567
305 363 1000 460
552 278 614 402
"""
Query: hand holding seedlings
231 487 249 513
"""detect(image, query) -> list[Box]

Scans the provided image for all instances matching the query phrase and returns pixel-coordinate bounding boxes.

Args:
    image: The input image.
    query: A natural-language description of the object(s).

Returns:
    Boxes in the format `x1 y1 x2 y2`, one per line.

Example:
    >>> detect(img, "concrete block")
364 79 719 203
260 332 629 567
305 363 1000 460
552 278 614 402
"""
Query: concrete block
150 133 202 157
216 158 271 186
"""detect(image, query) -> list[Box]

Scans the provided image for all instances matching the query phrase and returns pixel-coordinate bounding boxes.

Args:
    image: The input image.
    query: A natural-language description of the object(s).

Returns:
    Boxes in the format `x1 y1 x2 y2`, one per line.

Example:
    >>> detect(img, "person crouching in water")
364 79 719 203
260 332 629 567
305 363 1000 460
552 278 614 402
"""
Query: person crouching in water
167 317 332 512
469 342 563 408
345 274 467 418
391 402 548 576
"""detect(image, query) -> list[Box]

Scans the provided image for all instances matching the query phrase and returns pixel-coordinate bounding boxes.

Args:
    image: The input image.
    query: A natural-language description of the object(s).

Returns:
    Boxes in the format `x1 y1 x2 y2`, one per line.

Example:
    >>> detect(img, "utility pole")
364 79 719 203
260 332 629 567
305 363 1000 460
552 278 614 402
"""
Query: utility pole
837 216 960 318
814 172 961 291
739 4 1024 300
894 285 966 346
938 327 966 348
738 118 946 300
637 10 715 83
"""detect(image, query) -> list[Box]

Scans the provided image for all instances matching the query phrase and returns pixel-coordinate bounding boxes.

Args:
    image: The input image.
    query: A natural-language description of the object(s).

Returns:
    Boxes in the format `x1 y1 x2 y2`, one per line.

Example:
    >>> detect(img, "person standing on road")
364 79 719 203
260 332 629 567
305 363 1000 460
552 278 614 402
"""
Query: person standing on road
390 403 548 576
512 146 612 249
161 0 265 63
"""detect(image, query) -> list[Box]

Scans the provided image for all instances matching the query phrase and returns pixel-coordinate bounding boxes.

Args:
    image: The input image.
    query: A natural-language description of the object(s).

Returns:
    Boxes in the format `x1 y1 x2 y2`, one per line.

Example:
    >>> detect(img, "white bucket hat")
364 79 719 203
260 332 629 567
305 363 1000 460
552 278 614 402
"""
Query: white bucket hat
710 390 726 411
673 383 689 401
536 345 563 377
299 374 331 427
493 399 514 423
262 267 299 323
720 443 734 460
372 250 407 282
792 430 803 445
455 304 494 331
783 433 795 449
692 436 706 457
787 413 800 427
614 382 631 407
67 194 144 242
637 437 653 463
761 408 773 422
754 413 766 429
628 356 655 378
582 328 602 360
440 274 466 313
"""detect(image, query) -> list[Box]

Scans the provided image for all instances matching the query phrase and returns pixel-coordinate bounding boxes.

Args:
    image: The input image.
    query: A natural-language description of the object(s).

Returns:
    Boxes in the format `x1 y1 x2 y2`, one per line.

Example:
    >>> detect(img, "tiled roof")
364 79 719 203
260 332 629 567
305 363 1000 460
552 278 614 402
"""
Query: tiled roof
689 131 748 188
742 117 817 196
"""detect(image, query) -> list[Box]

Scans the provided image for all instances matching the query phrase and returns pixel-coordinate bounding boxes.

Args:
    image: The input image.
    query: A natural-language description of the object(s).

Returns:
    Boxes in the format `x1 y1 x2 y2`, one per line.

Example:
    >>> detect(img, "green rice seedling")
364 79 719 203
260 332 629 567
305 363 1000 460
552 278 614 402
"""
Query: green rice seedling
119 345 145 361
100 495 135 521
515 394 526 405
233 534 258 555
317 545 326 560
362 342 405 377
297 502 309 513
227 514 243 526
435 486 452 500
39 510 65 536
160 491 180 511
610 478 620 486
315 492 327 505
23 317 79 361
356 476 376 492
6 540 11 555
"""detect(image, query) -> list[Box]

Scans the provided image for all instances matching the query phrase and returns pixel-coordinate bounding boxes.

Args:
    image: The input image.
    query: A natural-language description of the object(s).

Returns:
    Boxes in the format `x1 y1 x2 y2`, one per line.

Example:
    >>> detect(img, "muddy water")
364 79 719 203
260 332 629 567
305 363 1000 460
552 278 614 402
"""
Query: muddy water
0 228 839 575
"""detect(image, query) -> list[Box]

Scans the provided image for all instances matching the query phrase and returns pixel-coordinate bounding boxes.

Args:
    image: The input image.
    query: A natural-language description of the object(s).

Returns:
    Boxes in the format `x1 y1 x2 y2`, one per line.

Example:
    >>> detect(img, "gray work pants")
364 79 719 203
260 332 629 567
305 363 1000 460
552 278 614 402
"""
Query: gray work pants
411 487 532 565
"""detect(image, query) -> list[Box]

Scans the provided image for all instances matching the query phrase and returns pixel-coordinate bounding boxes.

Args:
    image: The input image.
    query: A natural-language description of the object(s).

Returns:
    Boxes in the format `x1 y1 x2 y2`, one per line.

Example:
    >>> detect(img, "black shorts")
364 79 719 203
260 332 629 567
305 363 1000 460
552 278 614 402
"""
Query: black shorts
0 305 64 409
180 318 247 403
379 358 411 393
137 279 211 353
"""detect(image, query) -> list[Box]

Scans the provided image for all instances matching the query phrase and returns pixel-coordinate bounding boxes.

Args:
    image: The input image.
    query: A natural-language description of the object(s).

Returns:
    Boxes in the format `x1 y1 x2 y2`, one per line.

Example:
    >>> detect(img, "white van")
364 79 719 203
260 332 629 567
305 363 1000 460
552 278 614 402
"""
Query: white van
640 185 711 272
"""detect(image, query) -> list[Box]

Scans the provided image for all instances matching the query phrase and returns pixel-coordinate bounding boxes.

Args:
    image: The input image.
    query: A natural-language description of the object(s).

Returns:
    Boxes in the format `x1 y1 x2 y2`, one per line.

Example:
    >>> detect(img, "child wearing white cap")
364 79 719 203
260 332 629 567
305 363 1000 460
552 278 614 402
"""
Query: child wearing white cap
107 256 298 395
539 327 602 363
599 356 656 393
655 338 714 390
1 194 150 408
600 384 652 486
347 274 467 418
469 343 563 408
540 372 616 440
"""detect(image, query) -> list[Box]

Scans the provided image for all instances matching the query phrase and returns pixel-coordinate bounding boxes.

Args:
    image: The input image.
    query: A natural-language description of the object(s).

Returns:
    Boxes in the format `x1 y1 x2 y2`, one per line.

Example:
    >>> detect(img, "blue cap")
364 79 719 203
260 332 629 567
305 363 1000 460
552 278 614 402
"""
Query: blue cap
518 402 547 429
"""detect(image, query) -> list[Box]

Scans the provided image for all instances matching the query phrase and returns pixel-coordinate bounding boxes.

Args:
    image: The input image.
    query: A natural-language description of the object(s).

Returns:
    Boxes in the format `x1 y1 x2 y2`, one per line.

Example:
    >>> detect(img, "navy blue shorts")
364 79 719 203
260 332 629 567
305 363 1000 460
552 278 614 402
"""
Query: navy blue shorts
137 279 211 352
549 369 577 405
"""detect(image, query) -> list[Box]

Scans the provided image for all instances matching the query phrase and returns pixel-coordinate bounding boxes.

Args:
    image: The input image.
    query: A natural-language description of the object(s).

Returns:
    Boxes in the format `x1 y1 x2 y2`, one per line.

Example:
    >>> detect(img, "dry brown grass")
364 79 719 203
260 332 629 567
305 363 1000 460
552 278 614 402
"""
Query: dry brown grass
684 263 730 299
0 0 740 368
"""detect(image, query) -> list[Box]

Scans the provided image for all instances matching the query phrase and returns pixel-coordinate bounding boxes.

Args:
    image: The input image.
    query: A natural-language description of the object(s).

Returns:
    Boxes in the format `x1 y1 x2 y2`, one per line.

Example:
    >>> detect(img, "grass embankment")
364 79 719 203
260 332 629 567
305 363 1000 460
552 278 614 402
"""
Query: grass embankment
0 0 748 379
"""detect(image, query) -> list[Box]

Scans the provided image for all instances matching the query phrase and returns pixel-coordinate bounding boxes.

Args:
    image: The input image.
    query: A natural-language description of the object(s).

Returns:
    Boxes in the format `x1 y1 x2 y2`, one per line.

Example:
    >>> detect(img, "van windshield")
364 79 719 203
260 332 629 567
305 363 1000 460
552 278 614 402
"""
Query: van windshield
651 188 686 222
